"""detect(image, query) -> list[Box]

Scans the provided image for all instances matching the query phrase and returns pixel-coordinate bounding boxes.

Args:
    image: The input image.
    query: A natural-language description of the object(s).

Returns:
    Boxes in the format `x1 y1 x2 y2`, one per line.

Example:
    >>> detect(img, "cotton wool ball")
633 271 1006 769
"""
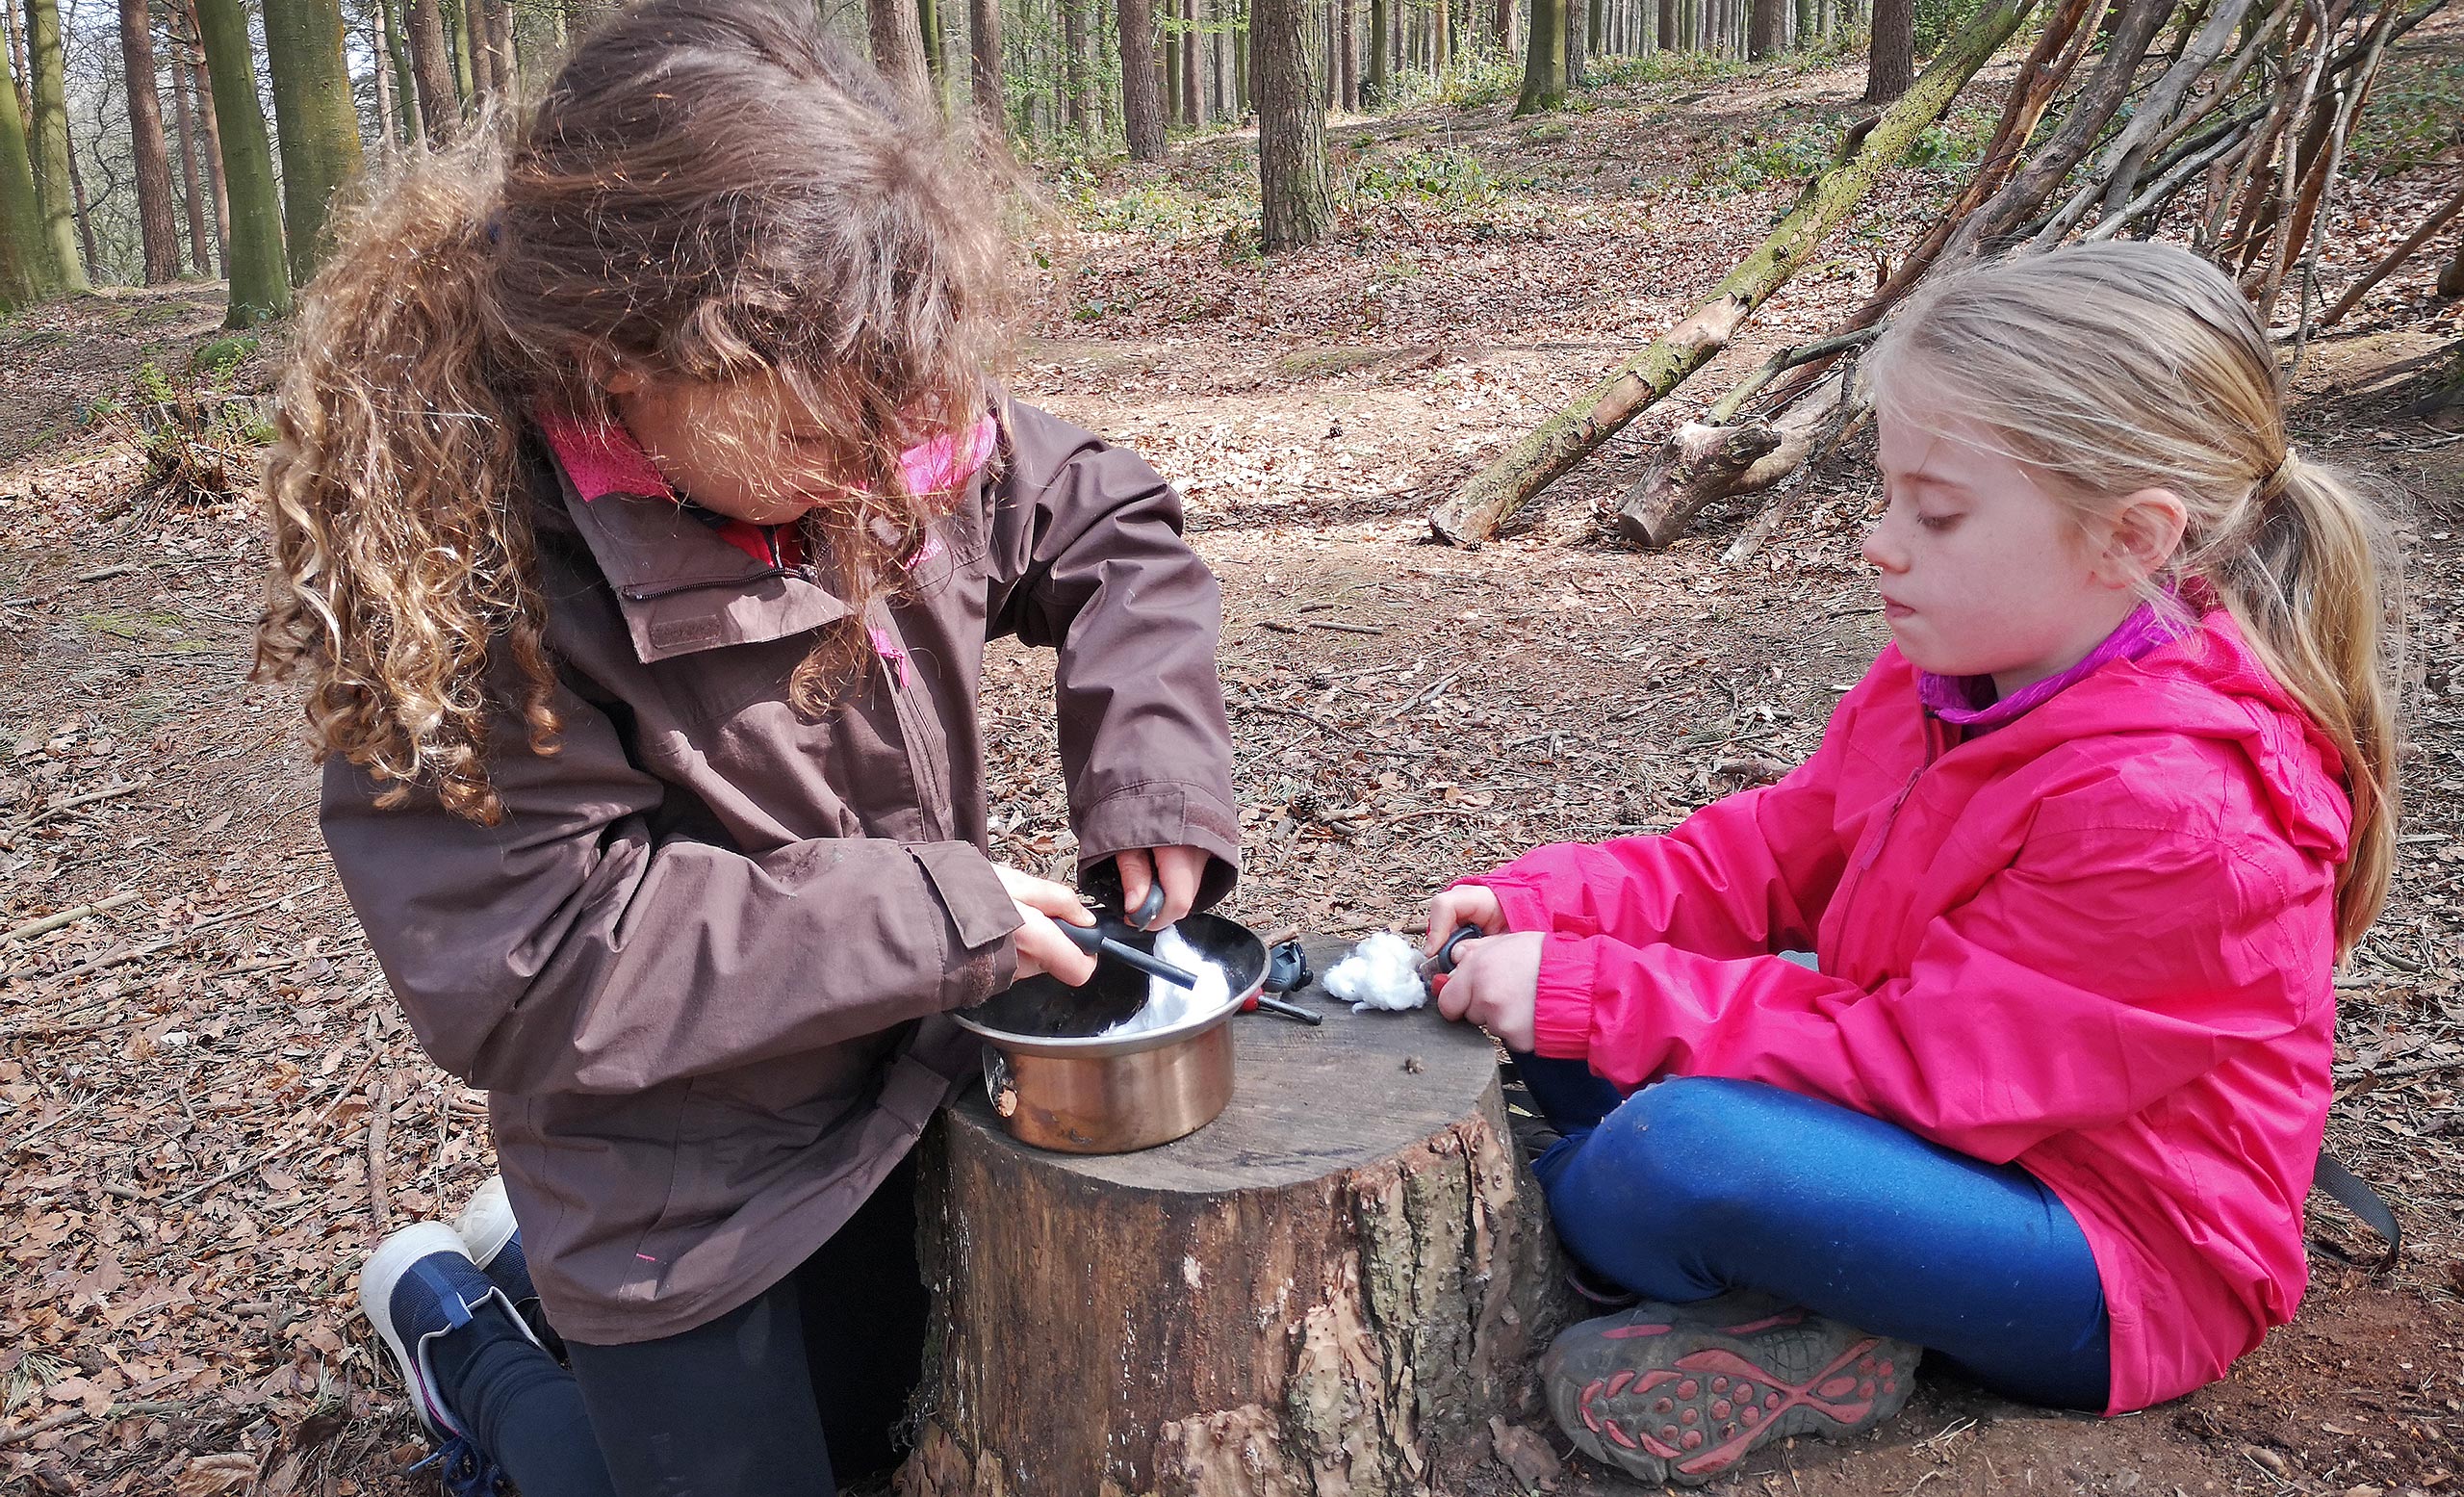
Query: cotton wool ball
1323 931 1429 1014
1099 923 1234 1037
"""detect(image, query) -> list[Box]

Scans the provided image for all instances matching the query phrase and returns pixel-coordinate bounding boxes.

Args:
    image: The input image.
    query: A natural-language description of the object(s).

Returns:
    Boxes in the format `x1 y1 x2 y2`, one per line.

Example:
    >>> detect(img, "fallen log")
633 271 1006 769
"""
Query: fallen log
1423 0 2038 548
1617 376 1850 549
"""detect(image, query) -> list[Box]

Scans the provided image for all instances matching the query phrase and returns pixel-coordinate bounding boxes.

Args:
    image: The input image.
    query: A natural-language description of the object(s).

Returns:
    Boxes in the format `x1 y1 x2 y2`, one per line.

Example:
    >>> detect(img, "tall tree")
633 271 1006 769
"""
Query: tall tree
406 0 459 140
1493 0 1512 49
25 0 86 290
167 33 211 271
1062 0 1088 129
118 0 182 281
183 3 230 253
1747 0 1779 54
1364 0 1384 100
968 0 1004 126
1252 0 1324 248
1655 0 1670 46
1335 0 1354 105
369 2 398 162
865 0 933 95
1513 0 1565 112
0 29 52 308
1565 0 1584 78
1183 0 1202 123
1117 0 1163 157
1865 0 1912 99
265 0 367 280
376 0 416 142
192 0 290 323
457 0 491 102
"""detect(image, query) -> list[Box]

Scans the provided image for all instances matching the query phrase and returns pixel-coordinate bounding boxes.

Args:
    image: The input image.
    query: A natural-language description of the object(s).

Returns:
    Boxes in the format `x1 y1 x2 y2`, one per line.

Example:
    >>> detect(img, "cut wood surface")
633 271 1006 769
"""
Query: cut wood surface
903 938 1571 1497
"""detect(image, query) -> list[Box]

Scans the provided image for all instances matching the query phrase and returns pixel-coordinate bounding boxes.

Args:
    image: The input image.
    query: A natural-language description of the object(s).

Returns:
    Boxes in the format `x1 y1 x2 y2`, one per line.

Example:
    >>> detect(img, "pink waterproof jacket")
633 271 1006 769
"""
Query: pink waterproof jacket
1468 610 2349 1414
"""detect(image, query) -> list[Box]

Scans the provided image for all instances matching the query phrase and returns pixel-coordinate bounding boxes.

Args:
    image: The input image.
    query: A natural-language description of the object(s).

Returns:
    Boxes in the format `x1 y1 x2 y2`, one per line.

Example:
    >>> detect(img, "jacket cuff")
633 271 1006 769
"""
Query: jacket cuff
1454 875 1553 937
1530 934 1598 1062
911 841 1023 1009
1074 782 1243 909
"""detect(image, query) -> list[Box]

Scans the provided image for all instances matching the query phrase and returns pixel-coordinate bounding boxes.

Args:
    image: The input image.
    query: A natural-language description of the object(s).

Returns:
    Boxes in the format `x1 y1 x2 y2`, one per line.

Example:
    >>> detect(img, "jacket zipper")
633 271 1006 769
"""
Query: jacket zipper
1834 712 1954 928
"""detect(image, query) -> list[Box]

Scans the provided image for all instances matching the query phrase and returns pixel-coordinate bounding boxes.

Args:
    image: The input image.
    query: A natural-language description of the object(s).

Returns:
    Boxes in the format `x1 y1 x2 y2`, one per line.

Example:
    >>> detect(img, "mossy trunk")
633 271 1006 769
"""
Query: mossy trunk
0 42 54 308
263 0 367 281
1513 0 1565 114
1430 0 2034 544
192 0 292 324
25 0 87 292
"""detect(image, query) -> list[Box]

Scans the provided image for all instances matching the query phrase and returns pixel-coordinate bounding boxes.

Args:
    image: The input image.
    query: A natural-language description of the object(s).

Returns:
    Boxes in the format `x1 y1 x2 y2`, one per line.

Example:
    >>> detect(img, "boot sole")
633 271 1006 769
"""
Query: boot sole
1546 1307 1915 1486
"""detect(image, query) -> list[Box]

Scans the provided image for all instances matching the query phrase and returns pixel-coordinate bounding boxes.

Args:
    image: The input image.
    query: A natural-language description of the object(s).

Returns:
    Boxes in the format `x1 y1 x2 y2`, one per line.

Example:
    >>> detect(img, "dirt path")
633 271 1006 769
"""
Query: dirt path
4 35 2462 1496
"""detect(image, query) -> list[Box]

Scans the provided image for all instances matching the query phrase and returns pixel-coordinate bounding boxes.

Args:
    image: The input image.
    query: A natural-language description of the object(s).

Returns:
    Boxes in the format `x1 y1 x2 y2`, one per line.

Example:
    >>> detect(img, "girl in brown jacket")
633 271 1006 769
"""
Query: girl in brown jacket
254 2 1240 1491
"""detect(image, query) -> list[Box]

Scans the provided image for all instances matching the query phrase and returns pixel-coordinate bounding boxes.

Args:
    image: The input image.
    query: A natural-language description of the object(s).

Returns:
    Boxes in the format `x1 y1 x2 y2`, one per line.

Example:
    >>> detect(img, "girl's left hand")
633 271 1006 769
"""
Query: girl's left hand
1115 845 1210 931
1432 931 1545 1052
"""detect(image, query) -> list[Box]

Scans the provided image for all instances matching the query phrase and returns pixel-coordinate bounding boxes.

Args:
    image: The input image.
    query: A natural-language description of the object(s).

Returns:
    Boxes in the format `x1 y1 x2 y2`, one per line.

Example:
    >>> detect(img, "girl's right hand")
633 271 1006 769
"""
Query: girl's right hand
998 865 1100 986
1424 885 1506 957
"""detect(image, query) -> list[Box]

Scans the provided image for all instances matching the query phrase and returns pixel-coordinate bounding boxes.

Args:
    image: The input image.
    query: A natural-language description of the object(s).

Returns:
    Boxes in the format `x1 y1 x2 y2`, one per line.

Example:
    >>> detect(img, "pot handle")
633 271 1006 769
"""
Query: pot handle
984 1049 1018 1119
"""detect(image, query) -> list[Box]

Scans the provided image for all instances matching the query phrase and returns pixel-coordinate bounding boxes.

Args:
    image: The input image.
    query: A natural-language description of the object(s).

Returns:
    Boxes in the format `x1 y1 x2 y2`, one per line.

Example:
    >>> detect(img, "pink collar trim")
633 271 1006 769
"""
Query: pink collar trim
535 412 998 506
1917 596 2194 731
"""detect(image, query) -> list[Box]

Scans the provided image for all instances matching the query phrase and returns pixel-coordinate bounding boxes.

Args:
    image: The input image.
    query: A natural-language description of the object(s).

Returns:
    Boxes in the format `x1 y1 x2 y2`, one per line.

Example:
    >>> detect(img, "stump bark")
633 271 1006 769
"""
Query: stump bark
901 940 1570 1497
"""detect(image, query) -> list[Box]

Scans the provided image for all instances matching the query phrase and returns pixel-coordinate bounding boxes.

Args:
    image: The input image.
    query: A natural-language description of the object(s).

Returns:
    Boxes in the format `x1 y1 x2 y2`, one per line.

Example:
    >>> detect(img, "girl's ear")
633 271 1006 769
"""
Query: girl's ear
603 368 644 396
2098 487 2190 588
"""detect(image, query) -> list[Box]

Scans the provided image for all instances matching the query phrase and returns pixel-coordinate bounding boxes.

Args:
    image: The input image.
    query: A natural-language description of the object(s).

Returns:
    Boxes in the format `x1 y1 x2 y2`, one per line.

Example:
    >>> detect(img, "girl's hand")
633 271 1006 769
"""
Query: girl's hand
1424 885 1505 957
1432 930 1544 1053
1115 846 1209 931
998 865 1098 986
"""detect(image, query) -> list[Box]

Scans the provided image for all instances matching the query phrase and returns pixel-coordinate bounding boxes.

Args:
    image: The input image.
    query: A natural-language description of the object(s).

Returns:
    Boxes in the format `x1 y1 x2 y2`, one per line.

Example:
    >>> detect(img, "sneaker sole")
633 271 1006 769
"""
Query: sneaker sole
452 1175 516 1272
361 1222 474 1441
1547 1308 1916 1486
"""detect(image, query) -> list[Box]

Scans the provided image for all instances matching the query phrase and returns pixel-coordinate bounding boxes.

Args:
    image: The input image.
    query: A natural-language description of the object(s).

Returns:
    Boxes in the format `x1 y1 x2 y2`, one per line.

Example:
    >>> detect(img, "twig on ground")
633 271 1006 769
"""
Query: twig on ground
369 1078 395 1231
0 890 141 945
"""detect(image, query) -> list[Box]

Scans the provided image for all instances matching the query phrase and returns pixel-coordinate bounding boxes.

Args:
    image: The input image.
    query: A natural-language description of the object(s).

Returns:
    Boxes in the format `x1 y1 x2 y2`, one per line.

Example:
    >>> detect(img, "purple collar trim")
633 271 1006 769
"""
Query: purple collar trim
1917 598 2192 732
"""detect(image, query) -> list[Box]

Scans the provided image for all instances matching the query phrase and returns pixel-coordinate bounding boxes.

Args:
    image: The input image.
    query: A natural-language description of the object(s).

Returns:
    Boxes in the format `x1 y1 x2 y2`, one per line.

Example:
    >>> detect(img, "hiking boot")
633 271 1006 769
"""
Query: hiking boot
362 1222 543 1495
1542 1291 1918 1486
451 1175 562 1360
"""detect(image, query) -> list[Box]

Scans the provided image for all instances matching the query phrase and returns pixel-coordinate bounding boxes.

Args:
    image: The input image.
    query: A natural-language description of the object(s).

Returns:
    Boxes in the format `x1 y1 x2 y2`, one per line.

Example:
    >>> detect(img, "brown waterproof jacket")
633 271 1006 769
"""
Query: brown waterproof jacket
320 400 1240 1345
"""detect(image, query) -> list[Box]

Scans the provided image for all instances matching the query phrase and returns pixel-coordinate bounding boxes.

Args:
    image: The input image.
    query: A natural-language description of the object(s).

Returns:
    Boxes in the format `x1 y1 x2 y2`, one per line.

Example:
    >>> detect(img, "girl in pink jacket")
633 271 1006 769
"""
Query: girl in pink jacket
1425 243 2397 1487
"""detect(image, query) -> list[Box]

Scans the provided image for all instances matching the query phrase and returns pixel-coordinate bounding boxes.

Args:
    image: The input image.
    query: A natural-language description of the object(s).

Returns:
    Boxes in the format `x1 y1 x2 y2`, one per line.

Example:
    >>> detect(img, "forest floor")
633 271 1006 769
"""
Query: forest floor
3 19 2462 1497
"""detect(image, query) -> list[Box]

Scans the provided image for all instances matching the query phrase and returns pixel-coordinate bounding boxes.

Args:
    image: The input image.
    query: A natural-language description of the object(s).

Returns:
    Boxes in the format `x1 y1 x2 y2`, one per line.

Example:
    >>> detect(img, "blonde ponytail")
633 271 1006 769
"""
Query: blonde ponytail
1866 243 2399 954
2205 452 2398 950
255 129 562 827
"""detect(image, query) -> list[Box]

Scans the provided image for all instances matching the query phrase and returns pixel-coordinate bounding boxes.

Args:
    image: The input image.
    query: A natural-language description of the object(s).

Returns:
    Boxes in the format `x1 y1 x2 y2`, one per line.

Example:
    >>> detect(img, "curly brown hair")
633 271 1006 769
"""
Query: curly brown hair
255 0 1014 825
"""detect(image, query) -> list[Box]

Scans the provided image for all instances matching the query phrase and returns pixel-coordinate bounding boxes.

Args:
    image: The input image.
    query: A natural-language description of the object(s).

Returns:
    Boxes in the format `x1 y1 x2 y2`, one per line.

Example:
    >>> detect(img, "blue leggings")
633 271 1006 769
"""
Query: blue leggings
1518 1056 2113 1410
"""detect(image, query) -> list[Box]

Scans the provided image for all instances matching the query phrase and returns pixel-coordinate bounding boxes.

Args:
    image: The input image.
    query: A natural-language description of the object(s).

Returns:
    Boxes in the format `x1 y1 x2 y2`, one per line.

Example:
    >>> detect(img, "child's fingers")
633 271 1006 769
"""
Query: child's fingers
1115 848 1157 927
1151 845 1206 929
997 865 1095 926
1014 912 1098 986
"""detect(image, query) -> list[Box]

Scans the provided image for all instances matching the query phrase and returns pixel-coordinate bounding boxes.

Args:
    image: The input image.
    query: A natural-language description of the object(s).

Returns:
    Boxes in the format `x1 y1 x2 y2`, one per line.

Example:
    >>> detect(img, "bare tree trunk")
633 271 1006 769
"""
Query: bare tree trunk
867 0 934 96
265 0 369 280
1337 0 1355 106
1748 0 1780 55
379 0 419 142
370 4 397 162
177 0 231 264
1494 0 1512 50
1061 0 1088 128
25 0 88 290
119 0 182 281
167 33 210 272
1864 0 1912 97
1119 0 1165 156
1184 0 1204 122
1254 0 1327 249
1514 0 1565 112
1433 0 1450 63
458 0 493 104
968 0 1006 127
2440 237 2464 299
193 0 292 323
1656 0 1672 47
1566 0 1586 78
406 0 460 141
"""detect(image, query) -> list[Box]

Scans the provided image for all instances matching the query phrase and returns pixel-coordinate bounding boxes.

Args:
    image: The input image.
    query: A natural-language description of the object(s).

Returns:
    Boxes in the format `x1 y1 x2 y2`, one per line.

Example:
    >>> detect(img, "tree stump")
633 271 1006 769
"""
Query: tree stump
902 939 1571 1497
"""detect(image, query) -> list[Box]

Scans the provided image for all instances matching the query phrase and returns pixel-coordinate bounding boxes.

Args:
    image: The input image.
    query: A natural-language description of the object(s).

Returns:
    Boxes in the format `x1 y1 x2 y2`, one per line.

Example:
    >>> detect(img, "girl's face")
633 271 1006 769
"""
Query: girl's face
1864 406 2164 698
605 370 847 527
